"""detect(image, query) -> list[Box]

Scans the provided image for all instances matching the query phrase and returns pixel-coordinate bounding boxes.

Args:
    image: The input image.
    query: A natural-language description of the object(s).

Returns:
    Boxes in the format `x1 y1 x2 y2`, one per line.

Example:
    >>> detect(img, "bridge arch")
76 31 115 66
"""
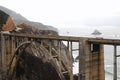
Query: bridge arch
7 40 65 80
7 41 32 77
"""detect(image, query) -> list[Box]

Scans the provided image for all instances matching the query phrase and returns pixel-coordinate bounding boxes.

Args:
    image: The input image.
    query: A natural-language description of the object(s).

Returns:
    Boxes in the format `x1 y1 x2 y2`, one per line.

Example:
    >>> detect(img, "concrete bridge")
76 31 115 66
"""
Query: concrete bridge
0 32 120 80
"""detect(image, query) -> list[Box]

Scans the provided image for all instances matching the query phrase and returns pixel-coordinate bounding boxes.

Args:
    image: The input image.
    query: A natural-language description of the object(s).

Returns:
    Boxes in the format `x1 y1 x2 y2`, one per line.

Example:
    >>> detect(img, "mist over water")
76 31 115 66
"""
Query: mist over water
58 25 120 37
58 26 120 80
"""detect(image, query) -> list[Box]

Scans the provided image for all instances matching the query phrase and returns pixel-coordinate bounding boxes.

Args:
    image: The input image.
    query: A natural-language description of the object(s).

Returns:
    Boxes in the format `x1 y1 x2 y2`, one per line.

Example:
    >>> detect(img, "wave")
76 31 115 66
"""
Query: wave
105 70 120 79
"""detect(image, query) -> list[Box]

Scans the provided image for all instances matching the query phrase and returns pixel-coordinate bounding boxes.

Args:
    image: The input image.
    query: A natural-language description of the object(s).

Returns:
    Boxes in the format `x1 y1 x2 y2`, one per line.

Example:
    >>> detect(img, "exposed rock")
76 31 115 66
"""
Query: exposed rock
0 10 16 31
13 23 58 36
91 29 102 35
9 42 63 80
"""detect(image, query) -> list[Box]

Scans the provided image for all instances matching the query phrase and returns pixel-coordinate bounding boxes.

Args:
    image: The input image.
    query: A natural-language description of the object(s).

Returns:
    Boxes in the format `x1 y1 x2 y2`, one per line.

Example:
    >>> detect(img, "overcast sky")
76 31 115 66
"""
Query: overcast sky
1 0 120 30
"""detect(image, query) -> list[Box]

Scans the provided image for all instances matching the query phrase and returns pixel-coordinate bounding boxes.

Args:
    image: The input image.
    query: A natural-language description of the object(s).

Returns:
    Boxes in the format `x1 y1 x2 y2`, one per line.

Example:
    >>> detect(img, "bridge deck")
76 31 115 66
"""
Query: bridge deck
2 33 85 41
3 33 120 44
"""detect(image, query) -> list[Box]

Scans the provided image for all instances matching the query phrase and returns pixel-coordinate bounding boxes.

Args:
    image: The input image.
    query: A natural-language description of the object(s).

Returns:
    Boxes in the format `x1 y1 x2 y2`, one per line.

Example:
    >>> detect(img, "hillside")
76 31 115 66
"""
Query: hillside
0 6 57 32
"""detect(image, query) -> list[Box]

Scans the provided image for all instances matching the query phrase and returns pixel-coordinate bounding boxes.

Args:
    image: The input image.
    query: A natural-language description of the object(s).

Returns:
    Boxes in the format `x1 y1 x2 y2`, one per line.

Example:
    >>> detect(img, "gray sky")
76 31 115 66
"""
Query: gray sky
1 0 120 29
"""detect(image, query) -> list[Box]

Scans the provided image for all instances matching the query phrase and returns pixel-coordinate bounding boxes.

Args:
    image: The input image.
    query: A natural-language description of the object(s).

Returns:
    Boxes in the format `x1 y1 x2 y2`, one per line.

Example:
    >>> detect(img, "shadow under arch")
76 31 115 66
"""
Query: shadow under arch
7 41 32 78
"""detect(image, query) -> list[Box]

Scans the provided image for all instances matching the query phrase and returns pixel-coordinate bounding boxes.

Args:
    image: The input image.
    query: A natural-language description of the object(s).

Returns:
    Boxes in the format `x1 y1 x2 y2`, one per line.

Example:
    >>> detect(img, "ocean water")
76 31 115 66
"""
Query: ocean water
58 26 120 80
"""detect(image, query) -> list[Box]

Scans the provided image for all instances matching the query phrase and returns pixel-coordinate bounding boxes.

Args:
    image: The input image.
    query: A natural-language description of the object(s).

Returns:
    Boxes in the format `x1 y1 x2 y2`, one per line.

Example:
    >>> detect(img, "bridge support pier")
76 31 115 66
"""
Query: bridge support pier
79 40 105 80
